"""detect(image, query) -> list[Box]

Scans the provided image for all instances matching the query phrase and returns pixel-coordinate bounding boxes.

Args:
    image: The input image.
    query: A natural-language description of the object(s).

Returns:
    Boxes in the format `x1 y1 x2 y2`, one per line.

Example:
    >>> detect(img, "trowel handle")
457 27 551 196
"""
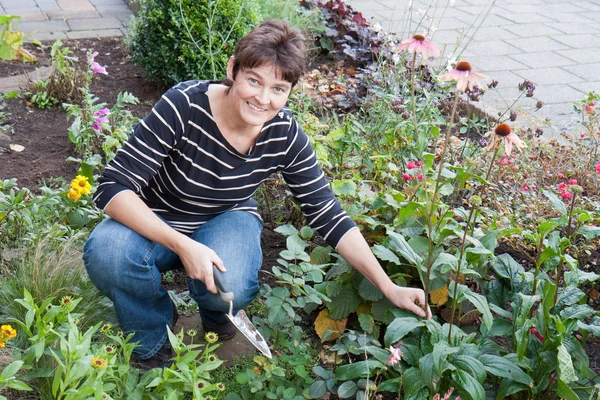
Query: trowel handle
212 265 235 304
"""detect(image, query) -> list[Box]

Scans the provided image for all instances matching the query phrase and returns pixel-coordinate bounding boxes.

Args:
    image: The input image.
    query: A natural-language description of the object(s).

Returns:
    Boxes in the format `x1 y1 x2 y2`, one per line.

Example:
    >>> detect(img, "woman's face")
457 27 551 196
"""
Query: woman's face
226 60 292 131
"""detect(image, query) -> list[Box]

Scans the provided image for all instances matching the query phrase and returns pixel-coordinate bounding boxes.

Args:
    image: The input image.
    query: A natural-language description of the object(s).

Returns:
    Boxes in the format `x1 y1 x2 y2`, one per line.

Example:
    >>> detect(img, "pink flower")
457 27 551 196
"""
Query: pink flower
417 173 424 180
500 159 508 166
520 182 529 192
433 387 457 400
87 51 99 63
484 123 527 156
439 61 488 91
561 191 573 200
406 161 419 169
557 182 568 192
92 123 101 132
596 161 600 174
511 166 518 171
402 173 414 181
531 185 537 191
388 344 404 366
586 105 592 112
95 116 108 124
90 61 108 75
530 327 544 342
397 34 440 59
94 108 110 116
569 179 578 185
558 173 565 179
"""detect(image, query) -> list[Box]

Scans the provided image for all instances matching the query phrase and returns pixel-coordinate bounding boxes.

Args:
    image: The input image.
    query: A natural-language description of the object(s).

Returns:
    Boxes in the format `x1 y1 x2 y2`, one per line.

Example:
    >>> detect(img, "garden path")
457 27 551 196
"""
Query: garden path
346 0 600 139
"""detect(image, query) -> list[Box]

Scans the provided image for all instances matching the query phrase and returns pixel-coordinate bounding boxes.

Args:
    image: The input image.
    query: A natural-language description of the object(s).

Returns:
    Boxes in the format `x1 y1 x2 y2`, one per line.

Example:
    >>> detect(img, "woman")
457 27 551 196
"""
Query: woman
84 20 430 370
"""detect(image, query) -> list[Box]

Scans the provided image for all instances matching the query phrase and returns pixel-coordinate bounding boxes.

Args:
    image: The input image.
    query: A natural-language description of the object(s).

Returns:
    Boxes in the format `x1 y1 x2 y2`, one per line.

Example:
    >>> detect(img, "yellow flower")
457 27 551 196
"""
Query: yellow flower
70 175 92 195
67 187 81 202
0 341 5 348
92 357 107 368
204 331 218 343
1 325 16 340
60 296 73 307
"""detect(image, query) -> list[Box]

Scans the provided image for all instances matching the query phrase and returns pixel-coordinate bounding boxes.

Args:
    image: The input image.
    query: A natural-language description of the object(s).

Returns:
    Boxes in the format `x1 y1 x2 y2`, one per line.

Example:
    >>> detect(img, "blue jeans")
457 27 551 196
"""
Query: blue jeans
83 211 263 359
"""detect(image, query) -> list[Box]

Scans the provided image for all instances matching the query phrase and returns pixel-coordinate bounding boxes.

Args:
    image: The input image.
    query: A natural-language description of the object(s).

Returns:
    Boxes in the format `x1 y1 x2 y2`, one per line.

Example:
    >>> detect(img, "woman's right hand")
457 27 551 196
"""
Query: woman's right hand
176 237 225 294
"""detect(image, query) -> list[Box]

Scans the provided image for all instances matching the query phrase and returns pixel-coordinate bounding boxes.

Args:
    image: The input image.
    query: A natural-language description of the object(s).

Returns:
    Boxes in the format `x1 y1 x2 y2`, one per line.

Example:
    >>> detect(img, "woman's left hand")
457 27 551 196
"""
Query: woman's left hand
384 285 432 319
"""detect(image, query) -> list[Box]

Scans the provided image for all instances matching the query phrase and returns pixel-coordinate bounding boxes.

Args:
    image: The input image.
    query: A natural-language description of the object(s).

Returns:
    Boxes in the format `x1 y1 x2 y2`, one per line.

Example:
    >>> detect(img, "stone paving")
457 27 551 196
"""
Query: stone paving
0 0 133 41
345 0 600 138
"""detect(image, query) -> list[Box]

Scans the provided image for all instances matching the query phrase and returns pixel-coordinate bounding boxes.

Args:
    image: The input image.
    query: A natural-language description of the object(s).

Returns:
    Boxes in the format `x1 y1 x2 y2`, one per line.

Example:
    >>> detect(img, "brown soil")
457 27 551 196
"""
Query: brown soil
0 37 168 189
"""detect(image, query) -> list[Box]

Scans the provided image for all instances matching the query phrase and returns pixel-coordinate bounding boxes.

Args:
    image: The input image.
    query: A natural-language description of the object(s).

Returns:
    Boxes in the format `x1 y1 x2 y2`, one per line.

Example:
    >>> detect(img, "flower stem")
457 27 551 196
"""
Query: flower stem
410 52 419 139
448 206 477 342
424 90 461 306
485 145 500 181
566 193 577 238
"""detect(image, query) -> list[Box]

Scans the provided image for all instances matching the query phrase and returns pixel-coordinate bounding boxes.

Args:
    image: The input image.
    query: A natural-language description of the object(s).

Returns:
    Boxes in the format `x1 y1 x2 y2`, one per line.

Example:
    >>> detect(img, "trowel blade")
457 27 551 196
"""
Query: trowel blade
227 309 272 359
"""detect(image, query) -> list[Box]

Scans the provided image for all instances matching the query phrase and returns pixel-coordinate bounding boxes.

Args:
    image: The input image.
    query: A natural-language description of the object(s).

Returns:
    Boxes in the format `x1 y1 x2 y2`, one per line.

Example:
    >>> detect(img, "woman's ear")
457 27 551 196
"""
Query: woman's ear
226 56 235 81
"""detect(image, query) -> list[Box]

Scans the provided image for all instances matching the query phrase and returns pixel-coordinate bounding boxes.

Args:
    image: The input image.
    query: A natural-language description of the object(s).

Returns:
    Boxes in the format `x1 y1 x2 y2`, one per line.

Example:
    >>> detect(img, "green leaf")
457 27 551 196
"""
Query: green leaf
560 304 595 321
557 344 577 384
388 232 423 267
331 179 357 196
432 342 459 375
287 234 308 254
274 224 298 236
478 354 533 385
309 380 326 398
300 226 314 239
358 278 383 301
461 285 493 330
575 225 600 239
327 284 361 319
372 245 401 265
310 246 331 264
402 367 425 396
543 190 568 216
452 355 487 383
335 360 383 380
384 317 425 347
358 313 375 333
337 381 358 398
497 379 529 400
451 369 485 400
1 361 24 379
557 379 579 400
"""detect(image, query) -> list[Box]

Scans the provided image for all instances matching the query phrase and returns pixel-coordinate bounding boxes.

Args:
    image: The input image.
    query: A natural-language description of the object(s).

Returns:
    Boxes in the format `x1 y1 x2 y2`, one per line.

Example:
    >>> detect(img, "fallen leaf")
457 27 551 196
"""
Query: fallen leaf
430 285 449 307
9 144 24 152
314 309 347 341
589 289 599 300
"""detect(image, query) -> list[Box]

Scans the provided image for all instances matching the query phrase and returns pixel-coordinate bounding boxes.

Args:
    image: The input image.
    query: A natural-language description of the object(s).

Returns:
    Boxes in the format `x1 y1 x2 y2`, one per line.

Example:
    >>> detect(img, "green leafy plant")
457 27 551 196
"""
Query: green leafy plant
127 0 259 84
0 15 36 62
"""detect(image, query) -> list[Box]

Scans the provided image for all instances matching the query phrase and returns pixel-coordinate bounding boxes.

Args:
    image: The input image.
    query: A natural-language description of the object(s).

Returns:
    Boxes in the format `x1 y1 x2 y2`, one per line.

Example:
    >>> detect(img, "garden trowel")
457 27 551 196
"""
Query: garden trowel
212 265 272 359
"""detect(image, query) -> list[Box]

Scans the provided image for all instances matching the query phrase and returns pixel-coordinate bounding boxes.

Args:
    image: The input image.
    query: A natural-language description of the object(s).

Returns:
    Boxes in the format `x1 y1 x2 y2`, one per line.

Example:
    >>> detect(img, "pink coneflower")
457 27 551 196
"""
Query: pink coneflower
484 123 527 156
388 344 404 366
397 34 440 59
440 61 488 91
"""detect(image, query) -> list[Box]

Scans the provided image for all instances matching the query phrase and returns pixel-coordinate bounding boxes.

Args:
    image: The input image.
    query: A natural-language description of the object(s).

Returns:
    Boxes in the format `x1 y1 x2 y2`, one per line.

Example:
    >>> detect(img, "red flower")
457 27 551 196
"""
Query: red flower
561 191 573 200
530 326 544 342
558 173 565 179
557 182 568 192
402 173 413 181
569 179 578 185
406 161 419 169
417 173 424 180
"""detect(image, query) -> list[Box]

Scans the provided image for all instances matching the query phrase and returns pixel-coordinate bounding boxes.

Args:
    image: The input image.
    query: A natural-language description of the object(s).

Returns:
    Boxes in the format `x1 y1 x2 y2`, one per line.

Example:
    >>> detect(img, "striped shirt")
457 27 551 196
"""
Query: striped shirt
94 80 356 248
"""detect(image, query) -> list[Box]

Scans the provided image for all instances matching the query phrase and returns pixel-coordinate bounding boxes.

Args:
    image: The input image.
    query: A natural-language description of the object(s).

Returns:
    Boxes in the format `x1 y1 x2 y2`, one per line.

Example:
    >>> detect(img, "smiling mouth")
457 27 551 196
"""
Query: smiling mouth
247 102 266 112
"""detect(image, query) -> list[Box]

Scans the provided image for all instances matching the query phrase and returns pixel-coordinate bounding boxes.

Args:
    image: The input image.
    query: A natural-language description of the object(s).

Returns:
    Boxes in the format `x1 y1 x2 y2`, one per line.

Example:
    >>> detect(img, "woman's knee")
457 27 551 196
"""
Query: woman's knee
83 218 149 289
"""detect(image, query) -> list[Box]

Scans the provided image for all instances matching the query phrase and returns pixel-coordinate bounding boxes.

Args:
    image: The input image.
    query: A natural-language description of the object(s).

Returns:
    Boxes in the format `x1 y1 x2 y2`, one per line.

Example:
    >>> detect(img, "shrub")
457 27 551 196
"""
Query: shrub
127 0 259 84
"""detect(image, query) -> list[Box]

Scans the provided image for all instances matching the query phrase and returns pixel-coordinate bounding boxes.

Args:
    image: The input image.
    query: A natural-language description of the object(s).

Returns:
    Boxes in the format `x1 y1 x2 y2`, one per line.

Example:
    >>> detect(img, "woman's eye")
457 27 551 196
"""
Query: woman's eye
249 78 258 84
274 87 284 93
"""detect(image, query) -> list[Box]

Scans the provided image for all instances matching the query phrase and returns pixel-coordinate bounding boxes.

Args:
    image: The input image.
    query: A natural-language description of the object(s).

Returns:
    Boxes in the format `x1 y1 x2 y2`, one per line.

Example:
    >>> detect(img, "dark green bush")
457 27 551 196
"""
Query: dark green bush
127 0 259 84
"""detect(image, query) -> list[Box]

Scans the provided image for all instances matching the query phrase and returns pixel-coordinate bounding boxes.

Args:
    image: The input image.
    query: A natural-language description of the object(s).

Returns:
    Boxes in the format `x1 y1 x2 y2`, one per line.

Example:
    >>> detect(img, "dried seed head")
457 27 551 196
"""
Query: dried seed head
495 123 512 137
456 61 472 71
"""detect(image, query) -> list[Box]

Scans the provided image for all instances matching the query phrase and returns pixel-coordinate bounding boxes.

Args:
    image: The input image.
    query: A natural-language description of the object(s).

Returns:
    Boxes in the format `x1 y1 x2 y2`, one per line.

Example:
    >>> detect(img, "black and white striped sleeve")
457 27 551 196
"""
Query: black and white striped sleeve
282 119 357 249
93 86 190 210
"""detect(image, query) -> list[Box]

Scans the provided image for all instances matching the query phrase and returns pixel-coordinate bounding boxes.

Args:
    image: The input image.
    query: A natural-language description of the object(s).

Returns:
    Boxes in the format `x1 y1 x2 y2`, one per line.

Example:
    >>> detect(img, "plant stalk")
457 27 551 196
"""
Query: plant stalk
448 206 476 342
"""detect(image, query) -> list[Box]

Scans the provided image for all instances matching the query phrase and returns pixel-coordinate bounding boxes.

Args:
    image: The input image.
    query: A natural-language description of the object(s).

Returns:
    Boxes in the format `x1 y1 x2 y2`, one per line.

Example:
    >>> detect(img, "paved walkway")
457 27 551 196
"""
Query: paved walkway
346 0 600 137
1 0 599 134
0 0 133 41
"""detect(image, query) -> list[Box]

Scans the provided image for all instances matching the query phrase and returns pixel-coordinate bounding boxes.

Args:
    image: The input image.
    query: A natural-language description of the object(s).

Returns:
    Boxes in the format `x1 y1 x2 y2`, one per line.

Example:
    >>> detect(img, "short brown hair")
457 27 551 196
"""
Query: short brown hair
223 20 307 88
